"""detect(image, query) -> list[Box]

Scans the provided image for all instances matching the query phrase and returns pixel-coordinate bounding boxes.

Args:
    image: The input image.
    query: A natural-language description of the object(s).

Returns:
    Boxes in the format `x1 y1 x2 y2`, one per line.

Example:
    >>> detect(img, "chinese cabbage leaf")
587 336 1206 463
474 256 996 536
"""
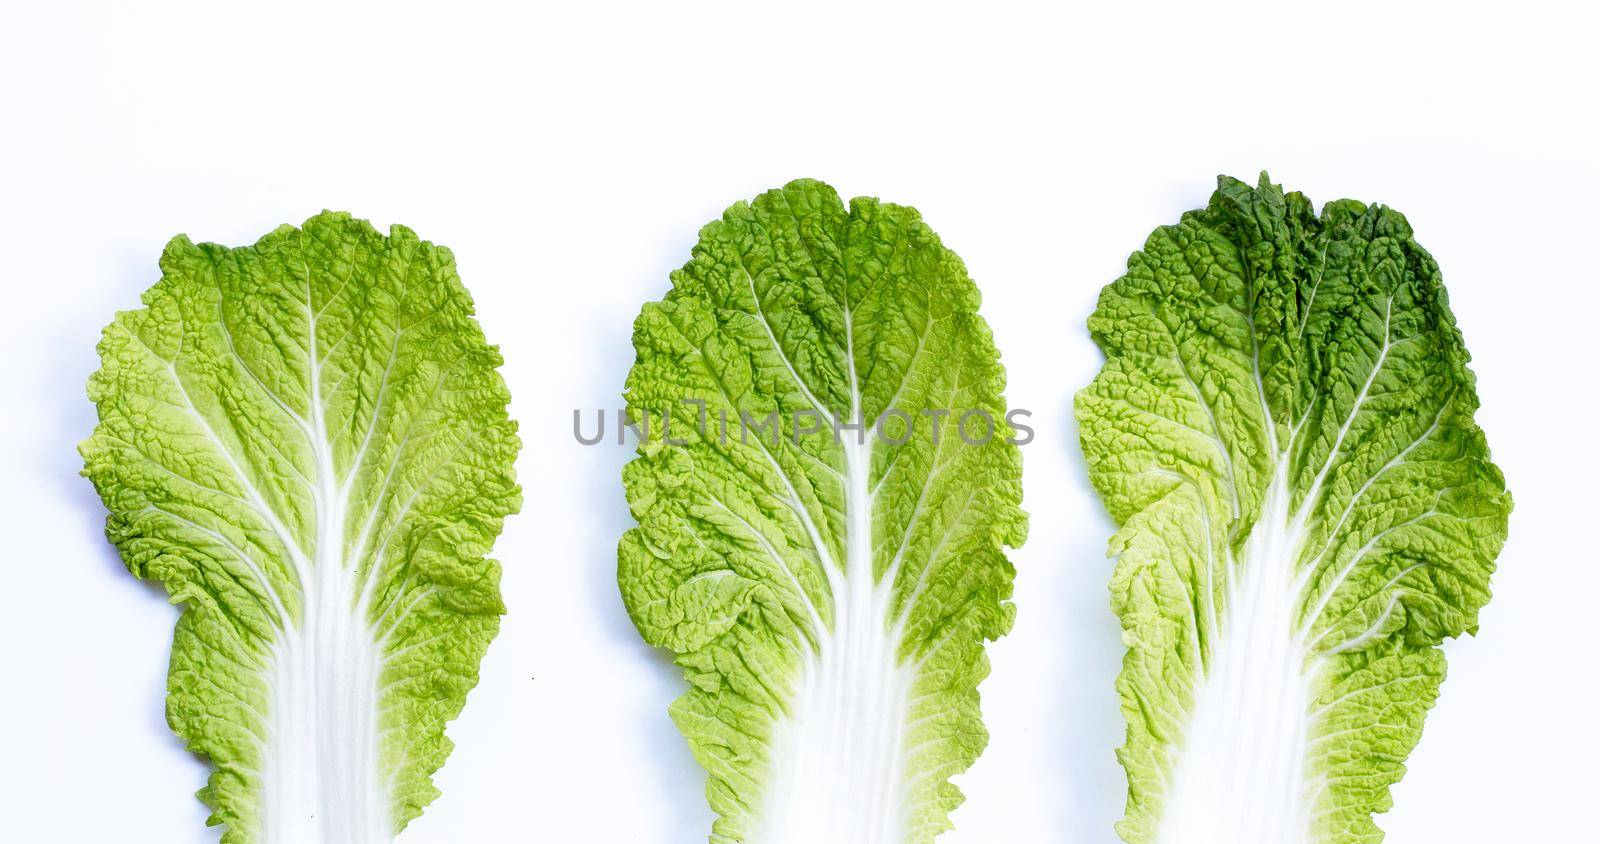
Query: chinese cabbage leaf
1077 175 1511 844
618 180 1026 844
81 213 521 843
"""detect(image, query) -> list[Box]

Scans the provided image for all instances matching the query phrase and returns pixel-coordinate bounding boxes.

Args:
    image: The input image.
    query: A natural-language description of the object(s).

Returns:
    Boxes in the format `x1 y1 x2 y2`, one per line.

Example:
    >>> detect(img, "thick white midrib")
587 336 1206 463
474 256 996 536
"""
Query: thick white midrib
1158 464 1319 844
1157 449 1370 840
141 288 397 841
758 430 915 844
262 304 390 844
1159 302 1403 844
1158 287 1416 839
756 269 916 844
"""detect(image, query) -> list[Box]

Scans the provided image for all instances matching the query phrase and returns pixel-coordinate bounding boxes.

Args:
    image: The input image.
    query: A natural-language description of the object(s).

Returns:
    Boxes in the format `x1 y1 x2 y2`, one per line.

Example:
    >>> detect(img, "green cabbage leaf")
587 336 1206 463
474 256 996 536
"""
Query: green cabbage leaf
619 180 1026 844
81 213 521 843
1077 175 1511 844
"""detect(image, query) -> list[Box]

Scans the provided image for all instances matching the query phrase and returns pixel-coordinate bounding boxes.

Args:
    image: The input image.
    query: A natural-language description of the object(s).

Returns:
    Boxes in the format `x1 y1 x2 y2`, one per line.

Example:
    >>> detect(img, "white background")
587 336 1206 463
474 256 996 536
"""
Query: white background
2 1 1595 841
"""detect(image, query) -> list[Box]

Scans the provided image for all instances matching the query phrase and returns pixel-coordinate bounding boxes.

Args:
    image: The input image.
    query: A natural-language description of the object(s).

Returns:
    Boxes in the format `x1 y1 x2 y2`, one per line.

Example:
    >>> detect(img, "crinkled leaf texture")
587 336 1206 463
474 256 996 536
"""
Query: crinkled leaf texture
619 179 1026 844
81 213 521 843
1077 174 1511 844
